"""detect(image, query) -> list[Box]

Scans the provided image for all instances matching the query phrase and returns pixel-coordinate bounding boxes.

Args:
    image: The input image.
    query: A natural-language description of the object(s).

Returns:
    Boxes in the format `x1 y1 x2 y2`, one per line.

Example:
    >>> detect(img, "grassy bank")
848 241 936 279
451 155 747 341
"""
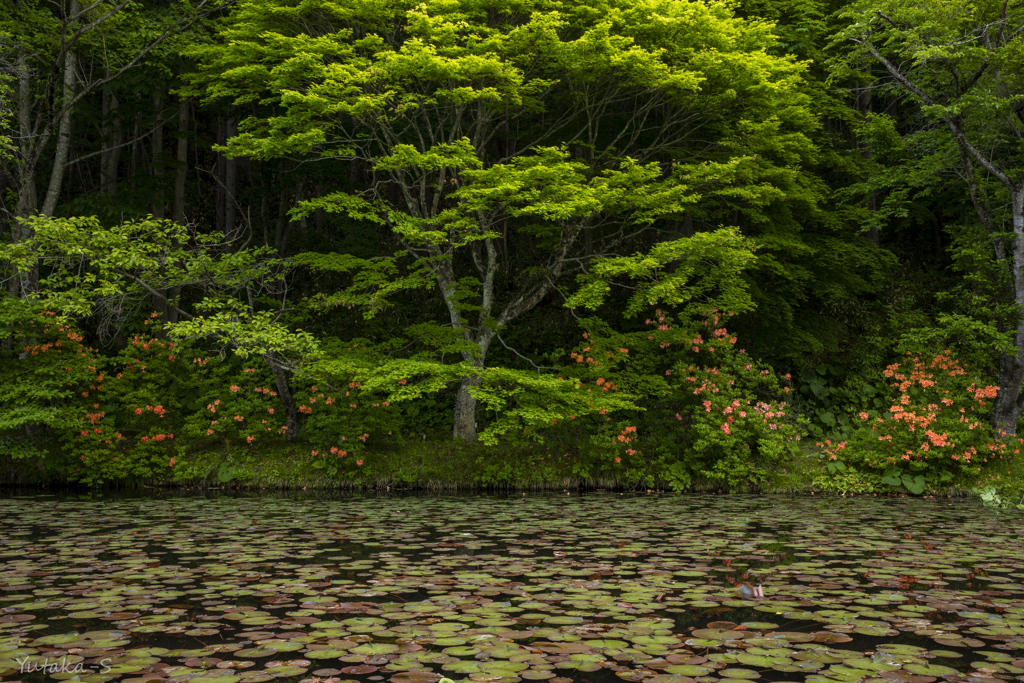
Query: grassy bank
3 436 1018 500
0 436 824 491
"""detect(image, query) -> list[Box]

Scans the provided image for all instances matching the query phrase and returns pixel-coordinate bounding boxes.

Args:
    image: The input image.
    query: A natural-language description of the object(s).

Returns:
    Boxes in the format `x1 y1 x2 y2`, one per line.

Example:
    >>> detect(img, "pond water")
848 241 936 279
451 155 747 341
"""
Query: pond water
0 493 1022 683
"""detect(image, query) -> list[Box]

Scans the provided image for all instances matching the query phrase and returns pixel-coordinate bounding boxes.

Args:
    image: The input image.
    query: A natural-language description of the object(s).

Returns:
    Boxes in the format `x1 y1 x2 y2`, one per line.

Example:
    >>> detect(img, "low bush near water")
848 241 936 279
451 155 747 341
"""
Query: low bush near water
817 351 1021 494
539 309 807 490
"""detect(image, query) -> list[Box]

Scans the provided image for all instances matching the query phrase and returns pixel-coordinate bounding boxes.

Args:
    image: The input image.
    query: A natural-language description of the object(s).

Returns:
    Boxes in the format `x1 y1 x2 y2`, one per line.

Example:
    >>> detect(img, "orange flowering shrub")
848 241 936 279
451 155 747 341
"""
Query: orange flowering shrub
296 378 405 477
819 351 1021 493
556 308 805 489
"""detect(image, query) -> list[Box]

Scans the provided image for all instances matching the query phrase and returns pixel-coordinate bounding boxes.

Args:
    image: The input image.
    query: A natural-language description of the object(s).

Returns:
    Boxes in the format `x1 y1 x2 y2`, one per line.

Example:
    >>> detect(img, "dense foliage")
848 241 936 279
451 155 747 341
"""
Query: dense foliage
1 0 1023 495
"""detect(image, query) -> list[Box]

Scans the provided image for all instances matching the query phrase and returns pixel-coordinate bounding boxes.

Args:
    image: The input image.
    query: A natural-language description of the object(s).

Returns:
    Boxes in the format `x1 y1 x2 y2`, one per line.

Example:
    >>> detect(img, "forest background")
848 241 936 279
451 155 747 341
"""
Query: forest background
2 0 1024 503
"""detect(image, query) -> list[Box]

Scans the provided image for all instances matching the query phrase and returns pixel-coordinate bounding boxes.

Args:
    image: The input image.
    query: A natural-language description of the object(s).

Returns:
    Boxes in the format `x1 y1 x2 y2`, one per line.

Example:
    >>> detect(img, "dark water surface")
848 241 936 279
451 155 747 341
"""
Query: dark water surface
0 493 1022 683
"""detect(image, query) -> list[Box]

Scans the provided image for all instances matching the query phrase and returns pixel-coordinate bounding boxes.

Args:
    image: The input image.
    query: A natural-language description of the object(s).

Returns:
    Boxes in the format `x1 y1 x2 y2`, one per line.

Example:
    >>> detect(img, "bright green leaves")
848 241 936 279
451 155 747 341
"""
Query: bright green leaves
2 215 316 368
470 368 638 445
568 229 757 318
169 305 320 366
310 342 636 445
294 251 437 318
8 216 279 315
453 149 693 232
375 139 482 173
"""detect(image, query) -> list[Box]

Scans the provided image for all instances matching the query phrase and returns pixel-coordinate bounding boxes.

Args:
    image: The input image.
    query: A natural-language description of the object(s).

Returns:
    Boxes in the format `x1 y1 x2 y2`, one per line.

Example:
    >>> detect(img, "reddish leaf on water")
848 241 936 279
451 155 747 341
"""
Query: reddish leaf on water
881 671 936 683
532 642 592 654
389 672 443 683
184 657 222 667
341 665 378 674
217 661 256 669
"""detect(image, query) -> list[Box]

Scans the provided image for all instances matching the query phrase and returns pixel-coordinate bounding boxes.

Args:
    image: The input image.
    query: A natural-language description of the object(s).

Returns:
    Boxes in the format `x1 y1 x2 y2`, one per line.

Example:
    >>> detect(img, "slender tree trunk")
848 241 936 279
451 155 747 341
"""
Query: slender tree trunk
11 8 76 296
40 28 77 217
269 360 299 443
224 117 238 242
173 100 188 226
0 171 7 235
274 183 290 256
130 111 141 177
100 87 122 196
315 183 324 235
150 96 170 323
11 166 35 296
149 93 169 322
215 118 225 233
14 55 38 228
295 178 306 232
991 193 1024 435
152 93 165 219
160 99 189 326
857 69 880 247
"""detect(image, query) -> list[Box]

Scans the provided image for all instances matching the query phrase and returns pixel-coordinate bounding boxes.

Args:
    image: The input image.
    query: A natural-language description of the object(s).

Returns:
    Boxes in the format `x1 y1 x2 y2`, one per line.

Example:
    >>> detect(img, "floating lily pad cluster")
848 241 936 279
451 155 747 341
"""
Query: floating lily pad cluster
0 495 1021 683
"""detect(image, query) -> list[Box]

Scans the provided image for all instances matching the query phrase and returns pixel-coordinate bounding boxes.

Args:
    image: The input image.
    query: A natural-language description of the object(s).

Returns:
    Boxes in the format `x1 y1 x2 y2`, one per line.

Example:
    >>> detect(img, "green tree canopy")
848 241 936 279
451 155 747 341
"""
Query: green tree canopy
184 0 820 440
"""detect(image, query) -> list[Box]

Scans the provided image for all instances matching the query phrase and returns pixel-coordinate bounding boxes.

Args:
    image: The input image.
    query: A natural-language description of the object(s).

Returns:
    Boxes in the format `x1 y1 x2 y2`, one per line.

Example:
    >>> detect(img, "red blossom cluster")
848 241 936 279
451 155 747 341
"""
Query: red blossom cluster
821 351 1022 476
569 332 629 367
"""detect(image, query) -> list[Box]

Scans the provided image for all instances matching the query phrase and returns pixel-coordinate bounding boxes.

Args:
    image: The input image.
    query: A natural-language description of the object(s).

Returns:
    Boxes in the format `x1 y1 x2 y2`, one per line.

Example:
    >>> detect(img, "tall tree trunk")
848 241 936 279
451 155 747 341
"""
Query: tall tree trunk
991 193 1024 435
0 171 8 237
14 55 38 228
274 183 290 256
150 95 170 323
857 67 880 247
295 178 306 231
315 183 324 235
40 23 77 217
152 93 165 219
130 110 142 178
100 86 122 196
173 100 189 226
453 376 481 441
11 7 77 296
269 360 299 443
162 99 189 326
224 117 238 243
215 118 225 233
